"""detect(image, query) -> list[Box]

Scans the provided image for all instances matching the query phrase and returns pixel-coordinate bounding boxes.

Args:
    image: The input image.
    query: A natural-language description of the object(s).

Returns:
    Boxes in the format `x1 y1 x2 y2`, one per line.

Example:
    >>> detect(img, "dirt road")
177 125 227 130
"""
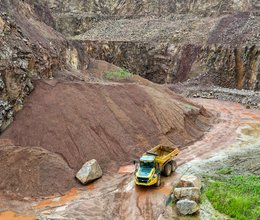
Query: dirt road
0 98 260 220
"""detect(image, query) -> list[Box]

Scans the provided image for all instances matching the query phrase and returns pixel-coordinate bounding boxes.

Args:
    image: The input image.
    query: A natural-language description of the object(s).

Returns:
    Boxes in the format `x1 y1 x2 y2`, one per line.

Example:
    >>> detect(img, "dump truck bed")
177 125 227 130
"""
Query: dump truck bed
145 145 179 167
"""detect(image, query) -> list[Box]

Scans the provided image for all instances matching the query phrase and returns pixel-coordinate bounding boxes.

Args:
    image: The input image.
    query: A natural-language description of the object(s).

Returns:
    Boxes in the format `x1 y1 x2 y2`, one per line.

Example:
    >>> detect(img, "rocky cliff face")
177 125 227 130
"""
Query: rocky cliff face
0 0 259 132
44 0 260 90
0 0 88 132
47 0 257 16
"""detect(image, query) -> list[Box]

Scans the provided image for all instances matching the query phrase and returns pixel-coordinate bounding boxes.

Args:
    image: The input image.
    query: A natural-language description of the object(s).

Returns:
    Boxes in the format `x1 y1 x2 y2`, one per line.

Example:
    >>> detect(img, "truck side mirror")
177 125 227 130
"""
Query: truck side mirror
133 160 138 172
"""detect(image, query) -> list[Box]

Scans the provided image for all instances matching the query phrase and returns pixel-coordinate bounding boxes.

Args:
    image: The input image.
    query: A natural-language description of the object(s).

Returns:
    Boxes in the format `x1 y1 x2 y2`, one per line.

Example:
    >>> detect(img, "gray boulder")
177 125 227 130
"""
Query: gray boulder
176 199 199 215
174 187 200 202
76 159 102 184
178 175 202 189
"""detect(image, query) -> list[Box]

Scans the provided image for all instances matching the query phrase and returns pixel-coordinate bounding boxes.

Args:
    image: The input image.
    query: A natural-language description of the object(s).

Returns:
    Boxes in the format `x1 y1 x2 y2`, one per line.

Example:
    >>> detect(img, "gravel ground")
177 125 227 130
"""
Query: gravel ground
170 84 260 109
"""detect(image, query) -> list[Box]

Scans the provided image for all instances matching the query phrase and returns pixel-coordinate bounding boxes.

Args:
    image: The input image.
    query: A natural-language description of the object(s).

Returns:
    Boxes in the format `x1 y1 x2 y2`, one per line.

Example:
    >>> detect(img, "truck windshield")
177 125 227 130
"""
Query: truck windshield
140 161 154 168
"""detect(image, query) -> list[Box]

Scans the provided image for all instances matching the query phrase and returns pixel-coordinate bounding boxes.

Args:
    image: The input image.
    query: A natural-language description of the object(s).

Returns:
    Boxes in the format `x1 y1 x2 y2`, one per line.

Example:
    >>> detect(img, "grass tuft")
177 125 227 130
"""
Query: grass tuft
105 69 133 80
204 175 260 220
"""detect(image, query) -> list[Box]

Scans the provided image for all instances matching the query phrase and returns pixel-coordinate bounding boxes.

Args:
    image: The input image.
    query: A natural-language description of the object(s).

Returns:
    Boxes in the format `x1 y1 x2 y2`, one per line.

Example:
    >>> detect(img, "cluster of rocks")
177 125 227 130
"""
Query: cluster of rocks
0 100 14 132
189 87 260 109
0 12 33 131
174 175 202 216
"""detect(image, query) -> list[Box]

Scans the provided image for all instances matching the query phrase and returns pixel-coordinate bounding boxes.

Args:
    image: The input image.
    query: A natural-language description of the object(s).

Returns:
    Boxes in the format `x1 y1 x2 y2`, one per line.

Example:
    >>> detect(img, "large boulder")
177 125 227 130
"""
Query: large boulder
76 159 102 184
176 199 199 215
178 175 202 189
174 187 200 202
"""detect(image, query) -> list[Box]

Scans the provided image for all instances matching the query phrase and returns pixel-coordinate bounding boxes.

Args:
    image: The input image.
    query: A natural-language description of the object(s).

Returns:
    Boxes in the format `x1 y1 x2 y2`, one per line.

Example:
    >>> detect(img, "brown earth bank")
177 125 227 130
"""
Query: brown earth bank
0 75 212 198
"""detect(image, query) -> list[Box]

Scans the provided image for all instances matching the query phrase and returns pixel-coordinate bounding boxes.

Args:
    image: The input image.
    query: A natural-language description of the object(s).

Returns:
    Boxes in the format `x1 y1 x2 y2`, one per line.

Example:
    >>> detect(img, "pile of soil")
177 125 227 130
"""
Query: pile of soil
0 74 212 198
0 141 75 198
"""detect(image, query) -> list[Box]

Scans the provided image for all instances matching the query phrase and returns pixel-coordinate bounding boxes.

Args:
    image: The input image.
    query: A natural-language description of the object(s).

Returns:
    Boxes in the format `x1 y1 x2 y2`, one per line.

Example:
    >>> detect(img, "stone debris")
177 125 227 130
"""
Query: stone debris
178 175 202 189
176 199 199 215
174 187 201 202
174 175 201 216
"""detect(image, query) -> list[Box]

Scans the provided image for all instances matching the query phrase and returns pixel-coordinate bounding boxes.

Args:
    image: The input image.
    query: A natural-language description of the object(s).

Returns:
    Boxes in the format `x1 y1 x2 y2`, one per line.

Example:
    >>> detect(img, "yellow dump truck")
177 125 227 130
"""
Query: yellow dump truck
134 145 180 187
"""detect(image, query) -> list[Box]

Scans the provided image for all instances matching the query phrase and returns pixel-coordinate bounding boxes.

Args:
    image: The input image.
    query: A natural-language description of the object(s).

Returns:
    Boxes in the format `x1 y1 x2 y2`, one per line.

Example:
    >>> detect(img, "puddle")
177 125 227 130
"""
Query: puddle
34 188 78 209
124 181 135 192
86 183 95 190
118 165 135 173
239 123 260 138
0 211 35 220
158 185 172 196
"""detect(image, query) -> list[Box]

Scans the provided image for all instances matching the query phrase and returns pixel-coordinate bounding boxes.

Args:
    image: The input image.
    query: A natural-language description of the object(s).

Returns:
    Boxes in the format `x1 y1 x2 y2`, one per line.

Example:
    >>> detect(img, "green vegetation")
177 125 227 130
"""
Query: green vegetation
105 69 133 80
204 175 260 220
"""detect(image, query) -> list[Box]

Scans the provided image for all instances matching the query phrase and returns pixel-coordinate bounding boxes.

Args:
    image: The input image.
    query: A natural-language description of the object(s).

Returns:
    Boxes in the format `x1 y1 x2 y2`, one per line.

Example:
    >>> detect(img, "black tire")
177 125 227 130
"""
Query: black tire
156 174 161 187
171 160 177 173
163 163 172 176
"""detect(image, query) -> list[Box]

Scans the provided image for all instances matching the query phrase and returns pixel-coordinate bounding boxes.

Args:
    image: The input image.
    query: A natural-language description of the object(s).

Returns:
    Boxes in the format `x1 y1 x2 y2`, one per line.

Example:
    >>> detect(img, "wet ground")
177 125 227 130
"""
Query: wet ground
0 98 259 220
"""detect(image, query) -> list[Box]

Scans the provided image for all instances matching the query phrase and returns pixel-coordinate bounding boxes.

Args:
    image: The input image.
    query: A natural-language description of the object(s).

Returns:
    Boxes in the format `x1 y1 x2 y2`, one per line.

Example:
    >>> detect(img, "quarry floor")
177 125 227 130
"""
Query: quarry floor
0 98 259 220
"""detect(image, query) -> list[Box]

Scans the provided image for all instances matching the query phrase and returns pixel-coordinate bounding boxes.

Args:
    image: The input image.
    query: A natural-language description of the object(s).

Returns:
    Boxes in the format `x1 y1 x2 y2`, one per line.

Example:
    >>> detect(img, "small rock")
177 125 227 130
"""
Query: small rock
178 175 202 189
76 159 102 184
174 187 200 202
176 199 199 215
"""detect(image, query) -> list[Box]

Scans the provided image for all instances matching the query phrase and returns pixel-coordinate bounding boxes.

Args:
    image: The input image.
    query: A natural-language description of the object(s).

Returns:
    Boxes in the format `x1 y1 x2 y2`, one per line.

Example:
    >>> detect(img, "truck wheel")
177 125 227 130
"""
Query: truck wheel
156 175 161 187
164 163 172 176
171 160 177 173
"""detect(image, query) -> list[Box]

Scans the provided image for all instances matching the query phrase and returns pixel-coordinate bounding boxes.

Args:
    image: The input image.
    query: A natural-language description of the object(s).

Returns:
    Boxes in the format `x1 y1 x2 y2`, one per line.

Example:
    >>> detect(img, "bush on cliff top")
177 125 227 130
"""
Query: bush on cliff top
105 69 133 80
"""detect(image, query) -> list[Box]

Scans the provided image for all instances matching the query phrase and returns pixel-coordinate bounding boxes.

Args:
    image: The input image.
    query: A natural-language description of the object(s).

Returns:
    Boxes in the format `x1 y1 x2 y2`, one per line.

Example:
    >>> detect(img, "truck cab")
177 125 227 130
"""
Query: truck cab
135 155 160 186
134 145 180 187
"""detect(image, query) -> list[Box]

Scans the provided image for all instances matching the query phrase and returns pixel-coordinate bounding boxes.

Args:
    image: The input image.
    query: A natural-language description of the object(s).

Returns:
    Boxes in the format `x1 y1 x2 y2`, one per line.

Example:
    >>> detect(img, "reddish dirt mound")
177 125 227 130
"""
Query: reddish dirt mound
2 80 211 170
0 144 75 198
0 77 212 197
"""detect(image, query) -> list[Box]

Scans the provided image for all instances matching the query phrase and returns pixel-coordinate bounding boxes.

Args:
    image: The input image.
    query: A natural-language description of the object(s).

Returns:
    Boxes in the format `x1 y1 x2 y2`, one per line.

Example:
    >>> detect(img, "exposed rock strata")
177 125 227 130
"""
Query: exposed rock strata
0 1 89 132
45 0 259 90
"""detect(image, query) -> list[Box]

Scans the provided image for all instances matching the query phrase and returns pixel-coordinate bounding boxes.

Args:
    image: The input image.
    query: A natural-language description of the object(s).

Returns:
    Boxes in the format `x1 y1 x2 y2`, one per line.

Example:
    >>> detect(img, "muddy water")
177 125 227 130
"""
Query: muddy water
177 98 260 165
0 211 34 220
1 99 260 220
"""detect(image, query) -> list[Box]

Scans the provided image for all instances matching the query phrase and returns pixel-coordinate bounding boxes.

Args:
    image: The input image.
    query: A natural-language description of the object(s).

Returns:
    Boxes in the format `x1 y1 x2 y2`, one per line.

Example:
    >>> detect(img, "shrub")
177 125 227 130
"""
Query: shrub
105 69 133 80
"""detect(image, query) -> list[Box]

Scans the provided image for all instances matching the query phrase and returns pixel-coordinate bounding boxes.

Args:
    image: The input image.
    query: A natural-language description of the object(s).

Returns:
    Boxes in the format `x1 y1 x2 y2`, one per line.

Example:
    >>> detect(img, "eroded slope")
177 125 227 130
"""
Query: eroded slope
0 73 212 197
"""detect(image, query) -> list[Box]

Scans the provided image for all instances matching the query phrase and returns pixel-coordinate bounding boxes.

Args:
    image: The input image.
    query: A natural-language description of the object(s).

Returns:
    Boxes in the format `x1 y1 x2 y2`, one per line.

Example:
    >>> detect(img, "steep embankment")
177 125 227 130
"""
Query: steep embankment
46 0 260 90
0 70 212 197
1 76 211 171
